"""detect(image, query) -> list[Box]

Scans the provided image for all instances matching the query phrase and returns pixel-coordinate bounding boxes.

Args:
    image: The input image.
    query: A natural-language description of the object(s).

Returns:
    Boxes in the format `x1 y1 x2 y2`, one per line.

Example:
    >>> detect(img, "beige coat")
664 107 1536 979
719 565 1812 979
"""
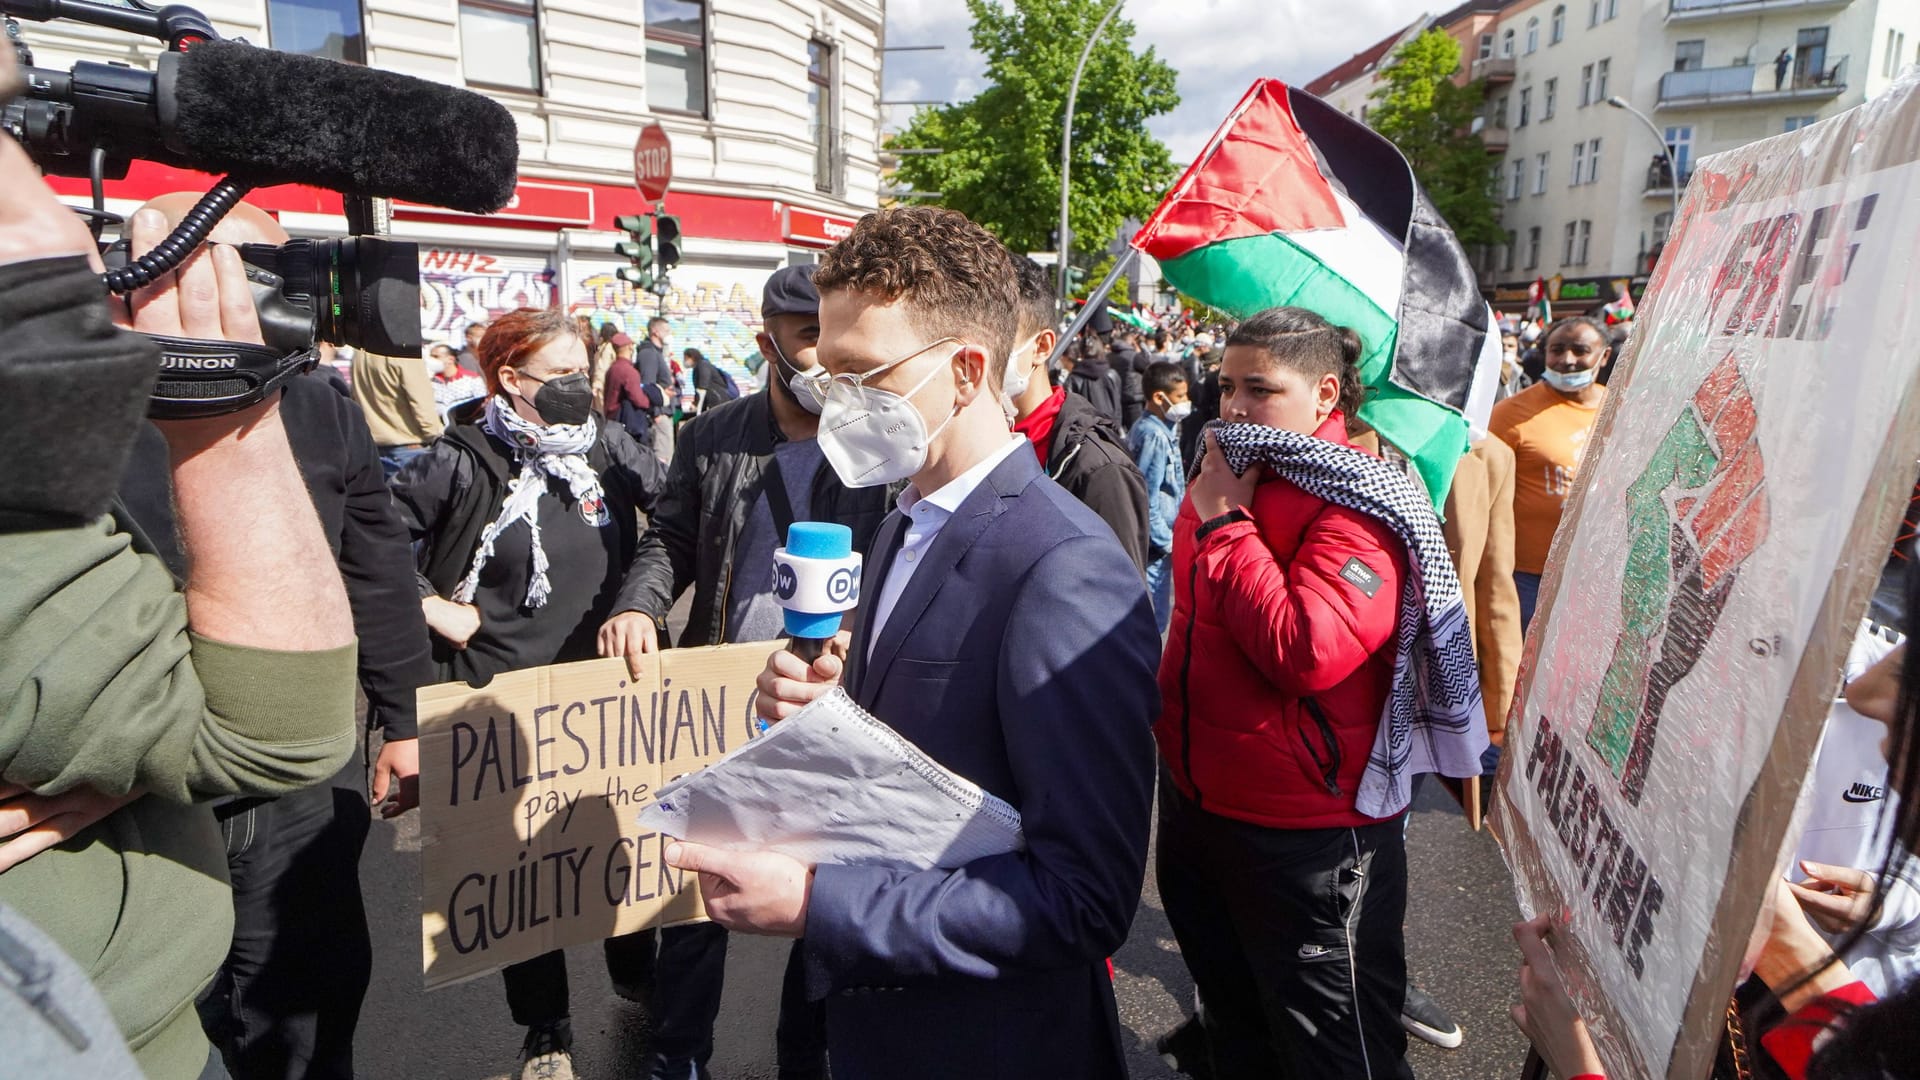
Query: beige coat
351 351 444 448
1442 434 1523 746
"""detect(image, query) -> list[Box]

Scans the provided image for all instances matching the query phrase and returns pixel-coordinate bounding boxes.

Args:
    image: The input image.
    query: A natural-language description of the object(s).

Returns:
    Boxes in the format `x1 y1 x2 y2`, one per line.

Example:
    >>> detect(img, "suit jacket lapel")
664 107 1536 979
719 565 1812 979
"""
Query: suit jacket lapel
846 510 906 701
863 448 1040 702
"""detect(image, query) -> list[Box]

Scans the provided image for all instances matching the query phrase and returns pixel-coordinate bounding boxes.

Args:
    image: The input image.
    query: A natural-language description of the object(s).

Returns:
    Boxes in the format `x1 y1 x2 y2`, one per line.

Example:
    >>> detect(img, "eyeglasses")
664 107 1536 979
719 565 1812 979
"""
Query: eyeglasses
822 336 962 413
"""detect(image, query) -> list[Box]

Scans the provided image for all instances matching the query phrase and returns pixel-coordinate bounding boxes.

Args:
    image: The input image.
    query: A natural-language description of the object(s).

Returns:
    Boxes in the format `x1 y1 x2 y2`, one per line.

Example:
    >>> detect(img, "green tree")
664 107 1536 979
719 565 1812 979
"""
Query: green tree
888 0 1180 259
1366 29 1504 247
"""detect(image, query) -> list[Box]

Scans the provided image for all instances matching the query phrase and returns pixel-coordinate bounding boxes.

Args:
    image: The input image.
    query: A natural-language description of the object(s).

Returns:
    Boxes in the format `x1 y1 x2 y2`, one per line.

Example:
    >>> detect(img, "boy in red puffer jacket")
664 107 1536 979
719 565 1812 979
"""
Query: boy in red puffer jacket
1155 306 1416 1080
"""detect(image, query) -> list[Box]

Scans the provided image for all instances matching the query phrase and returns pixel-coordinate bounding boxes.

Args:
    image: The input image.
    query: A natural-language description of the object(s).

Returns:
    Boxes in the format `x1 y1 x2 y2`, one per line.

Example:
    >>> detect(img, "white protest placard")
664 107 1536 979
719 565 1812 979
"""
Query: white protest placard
1489 73 1920 1079
415 643 769 989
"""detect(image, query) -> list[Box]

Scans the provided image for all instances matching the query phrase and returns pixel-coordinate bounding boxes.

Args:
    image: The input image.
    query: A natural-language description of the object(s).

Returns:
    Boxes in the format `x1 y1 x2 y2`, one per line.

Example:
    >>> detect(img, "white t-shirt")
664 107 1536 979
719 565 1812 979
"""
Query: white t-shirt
1792 620 1920 996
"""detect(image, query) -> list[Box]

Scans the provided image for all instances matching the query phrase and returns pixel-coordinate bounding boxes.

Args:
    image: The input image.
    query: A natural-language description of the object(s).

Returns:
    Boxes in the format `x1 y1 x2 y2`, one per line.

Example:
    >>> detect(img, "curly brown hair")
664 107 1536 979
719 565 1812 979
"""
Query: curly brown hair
813 207 1020 385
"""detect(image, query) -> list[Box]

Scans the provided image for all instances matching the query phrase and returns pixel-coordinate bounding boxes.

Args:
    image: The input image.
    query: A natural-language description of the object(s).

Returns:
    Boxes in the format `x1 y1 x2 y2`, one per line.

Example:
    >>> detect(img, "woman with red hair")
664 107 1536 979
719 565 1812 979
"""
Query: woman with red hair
390 306 665 1079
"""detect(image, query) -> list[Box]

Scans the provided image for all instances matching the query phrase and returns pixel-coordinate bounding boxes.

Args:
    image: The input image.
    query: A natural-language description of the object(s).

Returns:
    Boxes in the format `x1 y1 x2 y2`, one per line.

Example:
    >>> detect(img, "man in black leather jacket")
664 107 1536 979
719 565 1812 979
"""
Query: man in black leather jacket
596 264 889 1080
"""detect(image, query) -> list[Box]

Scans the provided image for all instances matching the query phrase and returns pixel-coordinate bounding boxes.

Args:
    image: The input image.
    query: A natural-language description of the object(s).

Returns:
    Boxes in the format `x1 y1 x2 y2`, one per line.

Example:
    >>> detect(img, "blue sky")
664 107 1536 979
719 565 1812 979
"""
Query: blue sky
881 0 1441 163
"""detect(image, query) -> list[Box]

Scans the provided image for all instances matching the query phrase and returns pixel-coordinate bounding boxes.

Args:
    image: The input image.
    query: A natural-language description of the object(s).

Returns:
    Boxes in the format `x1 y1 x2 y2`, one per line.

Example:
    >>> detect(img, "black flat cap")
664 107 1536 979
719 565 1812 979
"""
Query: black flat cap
763 264 820 318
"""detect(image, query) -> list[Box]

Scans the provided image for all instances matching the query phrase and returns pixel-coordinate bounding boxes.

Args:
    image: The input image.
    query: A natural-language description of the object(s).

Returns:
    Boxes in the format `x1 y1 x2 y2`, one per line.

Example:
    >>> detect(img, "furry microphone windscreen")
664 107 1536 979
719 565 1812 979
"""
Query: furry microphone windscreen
164 42 518 214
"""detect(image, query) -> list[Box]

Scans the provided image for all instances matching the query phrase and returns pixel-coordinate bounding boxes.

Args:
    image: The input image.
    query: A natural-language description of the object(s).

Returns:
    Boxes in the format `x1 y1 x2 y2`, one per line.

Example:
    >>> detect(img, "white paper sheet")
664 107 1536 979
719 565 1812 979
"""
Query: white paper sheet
636 688 1025 871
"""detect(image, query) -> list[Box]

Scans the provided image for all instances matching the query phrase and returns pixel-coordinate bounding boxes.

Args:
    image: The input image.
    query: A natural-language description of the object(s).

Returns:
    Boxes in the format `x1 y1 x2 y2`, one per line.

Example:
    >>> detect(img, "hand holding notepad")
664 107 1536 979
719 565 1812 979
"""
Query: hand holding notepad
636 688 1025 871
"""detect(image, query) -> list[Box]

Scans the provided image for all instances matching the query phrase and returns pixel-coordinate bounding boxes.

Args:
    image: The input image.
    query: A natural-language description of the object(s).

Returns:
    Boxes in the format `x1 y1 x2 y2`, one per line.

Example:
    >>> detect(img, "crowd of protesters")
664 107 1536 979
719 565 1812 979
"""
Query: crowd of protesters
2 175 1912 1080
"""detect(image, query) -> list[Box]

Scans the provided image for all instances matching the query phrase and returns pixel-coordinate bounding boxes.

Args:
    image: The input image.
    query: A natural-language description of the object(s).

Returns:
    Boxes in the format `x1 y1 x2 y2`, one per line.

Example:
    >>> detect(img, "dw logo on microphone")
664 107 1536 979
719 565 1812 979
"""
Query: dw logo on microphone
828 567 858 605
775 563 799 601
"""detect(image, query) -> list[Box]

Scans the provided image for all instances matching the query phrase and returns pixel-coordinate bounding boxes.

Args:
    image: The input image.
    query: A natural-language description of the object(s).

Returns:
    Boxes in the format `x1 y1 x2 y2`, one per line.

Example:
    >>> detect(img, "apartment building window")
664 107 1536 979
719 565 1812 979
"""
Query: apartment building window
1509 159 1525 200
1675 40 1704 72
1501 29 1515 58
1527 226 1542 269
1563 221 1577 265
1479 33 1493 60
1588 0 1599 27
1886 30 1907 77
809 39 838 193
267 0 365 62
1586 137 1601 183
1605 0 1618 18
1576 220 1592 264
646 0 709 116
459 0 541 92
1580 63 1594 106
1495 94 1510 128
1503 230 1517 272
1518 88 1531 127
1663 124 1693 177
1543 78 1557 120
1795 27 1829 86
1784 115 1818 132
1596 58 1610 100
1550 6 1565 45
1534 152 1550 194
1571 141 1586 186
1526 17 1539 54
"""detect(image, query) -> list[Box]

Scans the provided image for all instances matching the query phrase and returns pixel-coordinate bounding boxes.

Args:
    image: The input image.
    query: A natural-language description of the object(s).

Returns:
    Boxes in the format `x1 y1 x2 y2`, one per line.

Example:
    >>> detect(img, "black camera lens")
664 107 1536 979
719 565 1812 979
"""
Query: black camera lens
238 237 423 356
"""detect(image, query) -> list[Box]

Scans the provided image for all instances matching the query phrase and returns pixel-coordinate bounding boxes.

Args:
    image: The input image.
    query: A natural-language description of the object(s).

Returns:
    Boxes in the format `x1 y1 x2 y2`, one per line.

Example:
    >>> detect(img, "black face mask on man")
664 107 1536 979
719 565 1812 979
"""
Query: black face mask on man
517 370 595 427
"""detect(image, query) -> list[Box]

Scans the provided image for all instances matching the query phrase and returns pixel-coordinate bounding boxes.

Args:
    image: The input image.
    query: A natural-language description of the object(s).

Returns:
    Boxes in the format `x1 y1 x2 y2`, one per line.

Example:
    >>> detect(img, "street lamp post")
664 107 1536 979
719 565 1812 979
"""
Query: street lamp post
1056 0 1126 321
1606 94 1680 241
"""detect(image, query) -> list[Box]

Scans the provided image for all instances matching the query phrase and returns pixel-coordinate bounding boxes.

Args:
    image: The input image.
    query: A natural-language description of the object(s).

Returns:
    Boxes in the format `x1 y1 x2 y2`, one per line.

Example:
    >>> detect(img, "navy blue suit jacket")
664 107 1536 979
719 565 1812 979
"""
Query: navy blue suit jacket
802 444 1161 1079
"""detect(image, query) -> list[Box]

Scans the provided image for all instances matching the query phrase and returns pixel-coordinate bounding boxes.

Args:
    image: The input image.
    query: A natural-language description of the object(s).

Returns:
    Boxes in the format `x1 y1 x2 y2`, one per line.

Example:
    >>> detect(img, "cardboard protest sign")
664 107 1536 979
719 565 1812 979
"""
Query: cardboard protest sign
416 643 769 989
1488 72 1920 1079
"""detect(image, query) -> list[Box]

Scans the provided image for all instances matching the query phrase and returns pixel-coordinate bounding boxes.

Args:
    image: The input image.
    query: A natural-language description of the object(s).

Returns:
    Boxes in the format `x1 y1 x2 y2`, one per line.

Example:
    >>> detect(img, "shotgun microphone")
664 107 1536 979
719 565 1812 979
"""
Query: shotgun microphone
772 522 863 665
8 39 519 213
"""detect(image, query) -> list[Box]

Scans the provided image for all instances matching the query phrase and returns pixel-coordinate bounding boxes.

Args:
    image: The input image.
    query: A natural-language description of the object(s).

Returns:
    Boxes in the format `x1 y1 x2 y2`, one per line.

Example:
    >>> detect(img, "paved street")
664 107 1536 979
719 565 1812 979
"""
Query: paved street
354 776 1526 1079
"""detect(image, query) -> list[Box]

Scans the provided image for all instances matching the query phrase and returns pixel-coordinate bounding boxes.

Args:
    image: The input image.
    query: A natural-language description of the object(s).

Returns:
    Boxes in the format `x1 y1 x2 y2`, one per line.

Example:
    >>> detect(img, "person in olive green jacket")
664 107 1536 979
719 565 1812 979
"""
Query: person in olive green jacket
0 120 358 1080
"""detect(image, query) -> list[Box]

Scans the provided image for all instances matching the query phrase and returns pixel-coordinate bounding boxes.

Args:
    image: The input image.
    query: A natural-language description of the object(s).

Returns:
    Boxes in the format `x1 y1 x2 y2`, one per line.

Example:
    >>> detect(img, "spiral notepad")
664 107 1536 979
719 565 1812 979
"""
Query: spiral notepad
636 688 1025 871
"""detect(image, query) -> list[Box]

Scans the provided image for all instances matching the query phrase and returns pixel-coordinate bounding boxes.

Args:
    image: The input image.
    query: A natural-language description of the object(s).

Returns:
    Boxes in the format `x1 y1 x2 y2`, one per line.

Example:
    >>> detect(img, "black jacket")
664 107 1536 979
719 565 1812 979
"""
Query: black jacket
613 388 893 647
1065 355 1123 425
393 409 665 683
1045 391 1150 573
119 373 436 738
1114 346 1146 430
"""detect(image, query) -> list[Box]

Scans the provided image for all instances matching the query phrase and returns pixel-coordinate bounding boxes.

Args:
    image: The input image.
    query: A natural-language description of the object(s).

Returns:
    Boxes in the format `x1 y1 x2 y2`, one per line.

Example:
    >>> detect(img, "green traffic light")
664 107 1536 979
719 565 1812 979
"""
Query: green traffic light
615 241 653 265
617 266 655 289
614 214 653 237
655 214 683 271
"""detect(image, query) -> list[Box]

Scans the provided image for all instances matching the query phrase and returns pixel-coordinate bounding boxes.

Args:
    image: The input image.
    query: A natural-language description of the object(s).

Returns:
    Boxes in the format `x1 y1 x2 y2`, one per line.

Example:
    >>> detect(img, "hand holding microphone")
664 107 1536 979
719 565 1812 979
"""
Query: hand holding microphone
754 522 862 725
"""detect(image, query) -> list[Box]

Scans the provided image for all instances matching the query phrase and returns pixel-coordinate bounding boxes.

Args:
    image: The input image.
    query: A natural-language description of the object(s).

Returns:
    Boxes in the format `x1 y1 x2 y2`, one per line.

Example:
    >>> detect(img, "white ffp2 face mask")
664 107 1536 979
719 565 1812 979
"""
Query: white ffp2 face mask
818 338 963 489
1164 400 1194 423
769 335 828 415
1001 335 1042 405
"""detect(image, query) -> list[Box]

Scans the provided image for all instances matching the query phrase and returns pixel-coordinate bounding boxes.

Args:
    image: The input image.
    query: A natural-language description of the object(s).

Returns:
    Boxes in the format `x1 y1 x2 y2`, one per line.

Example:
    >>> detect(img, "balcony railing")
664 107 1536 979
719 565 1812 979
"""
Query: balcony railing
1668 0 1853 22
1644 161 1693 194
1471 56 1516 84
1657 55 1848 106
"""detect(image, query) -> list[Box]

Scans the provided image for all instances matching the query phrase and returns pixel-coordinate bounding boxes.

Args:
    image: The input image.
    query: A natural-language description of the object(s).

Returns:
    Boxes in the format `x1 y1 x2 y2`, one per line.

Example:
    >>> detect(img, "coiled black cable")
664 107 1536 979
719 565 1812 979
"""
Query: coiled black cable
100 177 255 294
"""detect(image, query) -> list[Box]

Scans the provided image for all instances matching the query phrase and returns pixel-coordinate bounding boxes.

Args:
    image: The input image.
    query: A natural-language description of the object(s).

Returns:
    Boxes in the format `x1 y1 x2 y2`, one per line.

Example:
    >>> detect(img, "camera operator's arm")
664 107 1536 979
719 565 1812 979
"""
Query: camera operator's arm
0 189 356 805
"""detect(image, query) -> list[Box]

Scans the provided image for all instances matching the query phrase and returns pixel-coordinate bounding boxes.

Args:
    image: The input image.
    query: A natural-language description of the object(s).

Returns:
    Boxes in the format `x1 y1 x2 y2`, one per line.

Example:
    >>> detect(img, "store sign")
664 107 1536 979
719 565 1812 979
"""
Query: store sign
784 206 860 247
1489 82 1920 1080
396 181 596 227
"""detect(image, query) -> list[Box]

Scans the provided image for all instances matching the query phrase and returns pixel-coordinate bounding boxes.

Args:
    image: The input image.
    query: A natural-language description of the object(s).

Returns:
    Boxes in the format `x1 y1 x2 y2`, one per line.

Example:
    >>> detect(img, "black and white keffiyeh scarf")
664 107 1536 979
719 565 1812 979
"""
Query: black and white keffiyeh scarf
453 396 608 610
1203 422 1488 818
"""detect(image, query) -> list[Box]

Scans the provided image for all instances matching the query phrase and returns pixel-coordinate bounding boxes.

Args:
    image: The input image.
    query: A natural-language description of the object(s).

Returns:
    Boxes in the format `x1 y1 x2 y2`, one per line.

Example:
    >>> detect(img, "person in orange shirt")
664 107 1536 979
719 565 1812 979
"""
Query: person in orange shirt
1488 315 1612 628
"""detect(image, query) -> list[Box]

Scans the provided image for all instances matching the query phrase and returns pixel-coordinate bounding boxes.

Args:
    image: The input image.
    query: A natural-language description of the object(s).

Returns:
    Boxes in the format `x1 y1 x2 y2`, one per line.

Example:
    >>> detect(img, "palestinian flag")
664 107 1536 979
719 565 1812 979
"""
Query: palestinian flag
1133 79 1489 506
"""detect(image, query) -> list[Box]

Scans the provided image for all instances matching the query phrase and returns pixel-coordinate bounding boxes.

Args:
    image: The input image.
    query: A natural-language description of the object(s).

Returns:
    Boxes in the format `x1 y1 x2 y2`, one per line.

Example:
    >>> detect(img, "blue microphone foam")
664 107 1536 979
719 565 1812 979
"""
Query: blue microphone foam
783 522 855 638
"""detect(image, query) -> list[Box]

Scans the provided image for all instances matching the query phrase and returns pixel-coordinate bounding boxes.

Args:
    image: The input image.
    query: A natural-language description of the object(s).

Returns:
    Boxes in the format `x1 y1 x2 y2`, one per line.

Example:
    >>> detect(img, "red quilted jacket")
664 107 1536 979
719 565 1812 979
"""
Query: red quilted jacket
1154 414 1411 829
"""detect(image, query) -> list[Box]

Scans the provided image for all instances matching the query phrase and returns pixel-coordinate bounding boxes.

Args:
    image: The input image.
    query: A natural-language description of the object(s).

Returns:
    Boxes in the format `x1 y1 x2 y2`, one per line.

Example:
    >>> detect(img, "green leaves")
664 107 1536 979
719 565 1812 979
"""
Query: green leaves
1366 29 1505 248
888 0 1180 256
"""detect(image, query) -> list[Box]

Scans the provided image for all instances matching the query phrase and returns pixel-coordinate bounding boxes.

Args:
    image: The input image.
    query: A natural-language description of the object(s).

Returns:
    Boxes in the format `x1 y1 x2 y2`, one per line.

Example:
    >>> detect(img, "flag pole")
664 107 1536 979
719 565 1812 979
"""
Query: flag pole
1056 0 1127 322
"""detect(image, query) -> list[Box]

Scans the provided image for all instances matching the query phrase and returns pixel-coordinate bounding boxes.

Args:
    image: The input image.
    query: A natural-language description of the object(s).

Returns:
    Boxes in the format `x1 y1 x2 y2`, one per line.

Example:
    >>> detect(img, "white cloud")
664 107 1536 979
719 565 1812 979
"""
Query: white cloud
883 0 1436 161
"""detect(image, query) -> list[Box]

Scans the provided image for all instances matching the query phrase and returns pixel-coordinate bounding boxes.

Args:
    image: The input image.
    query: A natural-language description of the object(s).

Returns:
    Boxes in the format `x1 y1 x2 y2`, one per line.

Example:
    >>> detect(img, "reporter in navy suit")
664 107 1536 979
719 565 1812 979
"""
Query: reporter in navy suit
663 208 1160 1078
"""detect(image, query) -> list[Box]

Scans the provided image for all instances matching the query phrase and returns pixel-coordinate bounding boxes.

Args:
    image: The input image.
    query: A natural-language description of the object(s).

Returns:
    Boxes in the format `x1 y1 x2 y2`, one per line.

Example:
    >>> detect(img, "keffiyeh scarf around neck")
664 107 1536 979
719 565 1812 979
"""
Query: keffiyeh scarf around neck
453 396 607 610
1204 422 1488 818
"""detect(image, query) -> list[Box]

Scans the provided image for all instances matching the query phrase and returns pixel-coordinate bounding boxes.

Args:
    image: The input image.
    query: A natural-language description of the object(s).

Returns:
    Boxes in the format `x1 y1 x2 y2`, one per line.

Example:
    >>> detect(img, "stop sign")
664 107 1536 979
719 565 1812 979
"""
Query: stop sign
633 122 673 204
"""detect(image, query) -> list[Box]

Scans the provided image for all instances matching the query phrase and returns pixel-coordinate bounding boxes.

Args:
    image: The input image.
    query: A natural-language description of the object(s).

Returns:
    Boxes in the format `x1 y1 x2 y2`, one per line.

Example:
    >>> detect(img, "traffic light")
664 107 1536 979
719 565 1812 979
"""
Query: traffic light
615 213 654 289
655 214 683 273
1067 266 1088 294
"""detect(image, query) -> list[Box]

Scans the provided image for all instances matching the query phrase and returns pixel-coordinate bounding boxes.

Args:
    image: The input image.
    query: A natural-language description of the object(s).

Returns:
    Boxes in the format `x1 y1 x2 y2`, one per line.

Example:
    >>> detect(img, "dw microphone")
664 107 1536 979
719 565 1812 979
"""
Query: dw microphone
772 522 863 665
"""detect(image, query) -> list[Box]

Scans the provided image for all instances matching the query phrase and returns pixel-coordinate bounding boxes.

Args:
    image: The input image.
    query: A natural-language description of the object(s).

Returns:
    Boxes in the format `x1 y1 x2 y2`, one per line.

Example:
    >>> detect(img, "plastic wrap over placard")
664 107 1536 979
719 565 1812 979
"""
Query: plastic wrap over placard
1487 69 1920 1080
